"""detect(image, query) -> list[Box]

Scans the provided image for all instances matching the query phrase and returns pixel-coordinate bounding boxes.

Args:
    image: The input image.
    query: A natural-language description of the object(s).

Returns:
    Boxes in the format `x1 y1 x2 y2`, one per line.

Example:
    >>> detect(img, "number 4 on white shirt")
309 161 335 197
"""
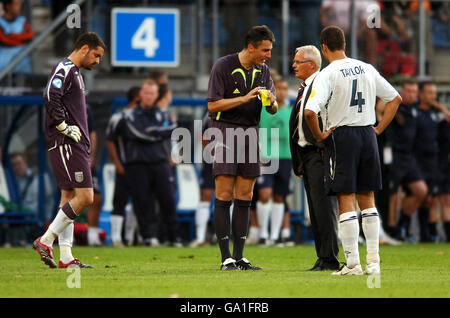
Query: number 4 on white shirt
132 18 160 58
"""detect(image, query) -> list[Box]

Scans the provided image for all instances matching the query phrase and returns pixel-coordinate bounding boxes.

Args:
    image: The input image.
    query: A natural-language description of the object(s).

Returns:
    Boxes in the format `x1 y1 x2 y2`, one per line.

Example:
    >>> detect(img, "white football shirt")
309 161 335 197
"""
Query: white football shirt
304 57 399 130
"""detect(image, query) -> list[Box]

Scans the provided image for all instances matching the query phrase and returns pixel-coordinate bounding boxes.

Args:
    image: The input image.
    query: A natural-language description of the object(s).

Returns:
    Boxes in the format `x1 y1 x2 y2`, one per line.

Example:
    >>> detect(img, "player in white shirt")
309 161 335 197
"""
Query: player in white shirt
304 26 402 276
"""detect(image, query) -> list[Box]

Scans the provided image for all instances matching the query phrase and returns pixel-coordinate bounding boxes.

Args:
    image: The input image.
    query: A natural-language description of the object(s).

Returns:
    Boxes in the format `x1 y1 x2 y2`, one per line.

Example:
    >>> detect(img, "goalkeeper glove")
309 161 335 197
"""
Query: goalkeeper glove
56 121 81 142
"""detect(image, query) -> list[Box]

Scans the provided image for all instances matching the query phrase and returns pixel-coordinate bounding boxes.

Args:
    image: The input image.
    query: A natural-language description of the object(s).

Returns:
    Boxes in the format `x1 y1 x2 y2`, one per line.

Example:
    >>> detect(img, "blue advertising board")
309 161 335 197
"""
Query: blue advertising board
111 8 179 67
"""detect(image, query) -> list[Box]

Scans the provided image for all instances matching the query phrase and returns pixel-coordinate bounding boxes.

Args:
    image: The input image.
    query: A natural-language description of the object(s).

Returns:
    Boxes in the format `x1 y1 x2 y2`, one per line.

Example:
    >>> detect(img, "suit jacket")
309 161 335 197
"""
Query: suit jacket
289 79 324 175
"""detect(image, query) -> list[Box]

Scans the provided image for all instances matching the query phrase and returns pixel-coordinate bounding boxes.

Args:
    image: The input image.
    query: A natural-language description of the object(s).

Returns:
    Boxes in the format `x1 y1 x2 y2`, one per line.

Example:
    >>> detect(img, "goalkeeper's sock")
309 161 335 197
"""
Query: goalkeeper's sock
41 203 76 247
231 199 251 261
339 211 360 268
213 199 232 262
58 223 74 264
361 208 380 263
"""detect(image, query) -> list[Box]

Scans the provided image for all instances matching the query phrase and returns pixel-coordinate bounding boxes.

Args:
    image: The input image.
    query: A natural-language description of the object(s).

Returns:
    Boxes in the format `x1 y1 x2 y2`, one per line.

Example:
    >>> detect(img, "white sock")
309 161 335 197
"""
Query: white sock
256 201 270 239
195 201 211 242
110 215 124 242
58 223 74 263
88 227 101 245
248 226 259 242
125 209 137 243
42 209 74 246
281 227 291 239
362 207 380 263
339 211 360 268
270 202 284 241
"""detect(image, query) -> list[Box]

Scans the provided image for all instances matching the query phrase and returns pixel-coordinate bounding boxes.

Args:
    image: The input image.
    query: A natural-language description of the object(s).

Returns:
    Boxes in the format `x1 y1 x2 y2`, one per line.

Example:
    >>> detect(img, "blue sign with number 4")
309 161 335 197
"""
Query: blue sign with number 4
111 8 179 67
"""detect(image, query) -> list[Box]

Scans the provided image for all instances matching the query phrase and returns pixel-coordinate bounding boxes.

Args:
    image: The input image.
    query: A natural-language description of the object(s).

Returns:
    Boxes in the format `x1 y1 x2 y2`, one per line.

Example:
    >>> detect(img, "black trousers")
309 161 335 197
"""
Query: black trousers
111 173 131 216
299 146 339 265
125 162 178 241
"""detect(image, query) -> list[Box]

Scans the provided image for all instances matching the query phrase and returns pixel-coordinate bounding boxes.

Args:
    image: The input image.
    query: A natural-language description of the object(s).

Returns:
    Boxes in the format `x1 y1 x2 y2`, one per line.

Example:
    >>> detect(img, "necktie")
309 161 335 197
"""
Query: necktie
292 82 306 141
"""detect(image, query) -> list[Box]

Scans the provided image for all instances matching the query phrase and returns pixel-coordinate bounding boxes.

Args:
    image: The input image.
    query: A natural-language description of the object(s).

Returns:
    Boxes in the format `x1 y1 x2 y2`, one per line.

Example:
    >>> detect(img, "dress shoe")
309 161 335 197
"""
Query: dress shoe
319 261 340 271
307 259 323 271
307 259 340 271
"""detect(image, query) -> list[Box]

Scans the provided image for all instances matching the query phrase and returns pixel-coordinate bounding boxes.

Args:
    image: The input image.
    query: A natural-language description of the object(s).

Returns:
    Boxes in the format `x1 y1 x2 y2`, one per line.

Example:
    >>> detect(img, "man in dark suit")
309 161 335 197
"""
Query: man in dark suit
289 45 340 271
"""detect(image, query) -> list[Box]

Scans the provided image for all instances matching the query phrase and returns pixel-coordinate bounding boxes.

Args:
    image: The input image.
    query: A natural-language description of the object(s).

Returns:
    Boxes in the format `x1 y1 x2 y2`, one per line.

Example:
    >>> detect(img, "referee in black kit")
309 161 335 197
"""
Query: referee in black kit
108 79 180 246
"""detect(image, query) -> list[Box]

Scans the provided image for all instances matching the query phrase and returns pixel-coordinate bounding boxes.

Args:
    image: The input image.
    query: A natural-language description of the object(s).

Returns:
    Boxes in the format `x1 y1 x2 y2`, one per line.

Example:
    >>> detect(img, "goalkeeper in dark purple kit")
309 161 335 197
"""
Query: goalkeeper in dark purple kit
32 32 105 268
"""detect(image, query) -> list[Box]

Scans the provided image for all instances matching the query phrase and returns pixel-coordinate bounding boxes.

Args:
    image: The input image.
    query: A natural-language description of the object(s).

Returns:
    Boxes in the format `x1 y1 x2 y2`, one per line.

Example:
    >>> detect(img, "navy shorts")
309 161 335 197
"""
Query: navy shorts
210 120 261 178
199 162 214 190
256 159 292 196
417 153 440 196
48 142 93 190
388 151 423 194
324 126 382 195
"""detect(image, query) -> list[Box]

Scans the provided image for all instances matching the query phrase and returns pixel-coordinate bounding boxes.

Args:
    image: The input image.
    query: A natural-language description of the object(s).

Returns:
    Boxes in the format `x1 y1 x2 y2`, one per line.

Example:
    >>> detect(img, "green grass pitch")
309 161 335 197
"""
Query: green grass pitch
0 244 449 298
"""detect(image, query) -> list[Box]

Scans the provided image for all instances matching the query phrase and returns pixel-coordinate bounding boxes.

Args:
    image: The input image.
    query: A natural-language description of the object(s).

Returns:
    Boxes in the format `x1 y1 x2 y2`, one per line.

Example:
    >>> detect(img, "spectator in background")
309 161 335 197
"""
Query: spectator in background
110 79 180 247
10 152 54 219
415 82 446 242
6 152 53 246
386 80 449 241
433 117 450 241
431 2 450 49
0 0 34 73
147 69 179 244
376 1 416 77
320 0 378 65
386 81 427 241
148 69 173 110
373 98 403 246
190 112 215 247
106 86 141 247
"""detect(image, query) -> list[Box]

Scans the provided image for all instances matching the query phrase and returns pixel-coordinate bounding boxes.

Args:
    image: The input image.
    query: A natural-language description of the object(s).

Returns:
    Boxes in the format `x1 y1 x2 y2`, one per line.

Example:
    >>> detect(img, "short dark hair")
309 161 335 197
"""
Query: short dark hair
320 26 346 52
73 32 106 51
148 69 168 83
244 25 275 49
127 86 141 102
419 81 435 92
142 78 159 88
402 79 418 88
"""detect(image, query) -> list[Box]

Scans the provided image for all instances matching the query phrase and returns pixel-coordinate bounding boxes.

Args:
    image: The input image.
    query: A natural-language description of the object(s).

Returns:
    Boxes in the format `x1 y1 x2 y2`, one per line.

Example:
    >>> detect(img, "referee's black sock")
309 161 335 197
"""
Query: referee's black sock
232 199 251 261
213 198 232 263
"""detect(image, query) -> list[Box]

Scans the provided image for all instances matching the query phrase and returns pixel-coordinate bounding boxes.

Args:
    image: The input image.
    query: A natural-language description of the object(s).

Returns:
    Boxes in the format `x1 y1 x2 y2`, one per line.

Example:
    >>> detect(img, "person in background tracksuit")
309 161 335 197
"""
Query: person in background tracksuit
108 79 181 247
